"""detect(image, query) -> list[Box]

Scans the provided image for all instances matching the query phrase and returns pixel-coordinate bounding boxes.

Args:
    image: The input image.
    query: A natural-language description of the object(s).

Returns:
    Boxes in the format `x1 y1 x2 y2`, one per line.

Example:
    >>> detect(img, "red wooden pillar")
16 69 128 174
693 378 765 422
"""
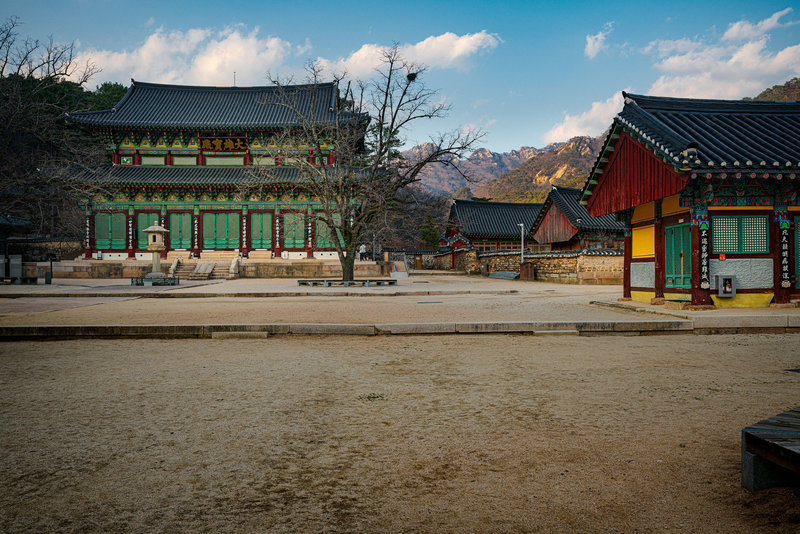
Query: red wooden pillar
85 211 93 259
690 220 712 305
306 211 314 259
160 209 168 259
192 211 200 258
773 209 791 304
623 228 632 298
134 151 141 165
654 203 665 298
241 210 249 258
127 212 135 258
273 210 282 258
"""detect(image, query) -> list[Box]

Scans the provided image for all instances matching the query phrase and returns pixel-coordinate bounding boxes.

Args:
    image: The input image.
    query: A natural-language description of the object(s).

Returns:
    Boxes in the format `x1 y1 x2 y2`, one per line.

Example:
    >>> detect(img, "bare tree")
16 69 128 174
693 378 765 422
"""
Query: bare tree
260 46 482 280
0 16 102 237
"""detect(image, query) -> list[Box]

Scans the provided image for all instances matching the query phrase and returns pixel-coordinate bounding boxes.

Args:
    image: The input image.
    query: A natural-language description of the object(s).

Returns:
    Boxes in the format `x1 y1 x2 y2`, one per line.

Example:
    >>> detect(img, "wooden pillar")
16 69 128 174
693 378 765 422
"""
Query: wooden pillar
273 209 282 258
160 208 168 259
690 209 712 305
623 227 632 298
192 209 200 258
773 208 791 304
127 211 135 258
654 201 665 298
306 210 314 259
85 211 93 259
241 209 249 258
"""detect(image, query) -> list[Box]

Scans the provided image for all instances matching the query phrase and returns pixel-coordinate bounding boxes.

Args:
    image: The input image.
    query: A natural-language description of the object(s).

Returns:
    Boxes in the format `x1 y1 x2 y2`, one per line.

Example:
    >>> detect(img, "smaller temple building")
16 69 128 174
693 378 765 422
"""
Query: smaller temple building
531 186 624 250
445 199 548 252
582 93 800 306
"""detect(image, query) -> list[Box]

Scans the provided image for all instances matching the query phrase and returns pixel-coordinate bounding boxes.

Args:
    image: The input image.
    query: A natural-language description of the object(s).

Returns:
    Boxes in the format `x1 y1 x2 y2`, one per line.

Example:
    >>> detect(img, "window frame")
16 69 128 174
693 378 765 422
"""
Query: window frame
711 214 770 255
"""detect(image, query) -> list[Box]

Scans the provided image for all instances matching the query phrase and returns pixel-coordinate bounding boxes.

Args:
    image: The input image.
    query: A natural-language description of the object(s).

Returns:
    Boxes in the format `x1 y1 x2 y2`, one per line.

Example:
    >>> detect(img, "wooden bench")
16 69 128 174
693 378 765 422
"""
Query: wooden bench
297 279 397 287
742 406 800 491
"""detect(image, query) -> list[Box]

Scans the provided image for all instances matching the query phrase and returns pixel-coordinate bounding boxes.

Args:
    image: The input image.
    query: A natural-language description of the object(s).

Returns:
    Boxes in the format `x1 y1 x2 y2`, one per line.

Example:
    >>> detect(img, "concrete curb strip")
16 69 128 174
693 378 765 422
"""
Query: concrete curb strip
0 318 750 340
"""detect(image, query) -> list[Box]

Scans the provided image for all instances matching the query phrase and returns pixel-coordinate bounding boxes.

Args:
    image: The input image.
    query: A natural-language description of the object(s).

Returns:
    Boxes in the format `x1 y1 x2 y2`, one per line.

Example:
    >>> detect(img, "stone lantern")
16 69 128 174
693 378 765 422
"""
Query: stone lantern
144 225 169 279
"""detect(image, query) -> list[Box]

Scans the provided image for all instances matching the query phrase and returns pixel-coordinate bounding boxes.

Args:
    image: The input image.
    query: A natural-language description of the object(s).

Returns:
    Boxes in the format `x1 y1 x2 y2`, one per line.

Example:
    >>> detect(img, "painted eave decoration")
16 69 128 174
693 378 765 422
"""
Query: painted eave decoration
581 92 800 208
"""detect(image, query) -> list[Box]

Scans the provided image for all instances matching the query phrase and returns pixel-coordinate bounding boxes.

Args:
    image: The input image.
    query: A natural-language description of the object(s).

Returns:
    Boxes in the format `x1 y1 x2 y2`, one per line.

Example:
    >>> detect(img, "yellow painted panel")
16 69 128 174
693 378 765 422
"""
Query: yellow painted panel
631 202 655 223
789 206 800 211
662 194 688 216
630 291 655 303
632 225 655 258
711 293 774 308
664 292 691 302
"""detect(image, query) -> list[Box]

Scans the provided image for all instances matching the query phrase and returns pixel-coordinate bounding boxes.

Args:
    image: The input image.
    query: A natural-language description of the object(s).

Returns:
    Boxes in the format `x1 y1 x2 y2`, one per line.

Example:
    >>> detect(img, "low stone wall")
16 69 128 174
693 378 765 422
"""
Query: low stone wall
521 250 623 285
240 261 390 278
22 260 391 279
23 261 167 279
433 248 623 284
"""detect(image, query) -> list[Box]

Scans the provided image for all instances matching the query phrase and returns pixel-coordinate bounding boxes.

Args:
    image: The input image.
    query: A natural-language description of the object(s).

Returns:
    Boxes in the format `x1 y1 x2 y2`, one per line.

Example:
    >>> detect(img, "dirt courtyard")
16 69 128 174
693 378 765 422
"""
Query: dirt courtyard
1 334 798 532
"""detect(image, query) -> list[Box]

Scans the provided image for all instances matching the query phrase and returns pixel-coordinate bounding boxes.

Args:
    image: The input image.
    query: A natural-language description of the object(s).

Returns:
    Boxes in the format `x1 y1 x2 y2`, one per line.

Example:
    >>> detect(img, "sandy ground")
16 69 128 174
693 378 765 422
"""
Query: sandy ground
1 335 798 533
0 293 642 326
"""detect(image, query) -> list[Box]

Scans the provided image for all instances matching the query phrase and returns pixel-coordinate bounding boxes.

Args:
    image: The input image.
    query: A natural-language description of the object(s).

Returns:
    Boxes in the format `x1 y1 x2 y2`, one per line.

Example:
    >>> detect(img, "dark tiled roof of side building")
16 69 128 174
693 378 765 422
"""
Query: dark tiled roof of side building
65 81 361 129
614 92 800 170
533 186 624 233
450 200 543 238
583 92 800 205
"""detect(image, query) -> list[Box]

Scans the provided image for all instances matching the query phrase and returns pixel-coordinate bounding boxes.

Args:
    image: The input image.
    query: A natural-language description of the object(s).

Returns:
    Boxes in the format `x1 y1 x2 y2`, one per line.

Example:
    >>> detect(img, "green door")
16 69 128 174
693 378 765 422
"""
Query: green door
314 213 343 249
169 213 191 249
283 212 305 249
137 212 159 248
95 212 126 249
203 212 240 249
250 212 273 249
665 223 692 289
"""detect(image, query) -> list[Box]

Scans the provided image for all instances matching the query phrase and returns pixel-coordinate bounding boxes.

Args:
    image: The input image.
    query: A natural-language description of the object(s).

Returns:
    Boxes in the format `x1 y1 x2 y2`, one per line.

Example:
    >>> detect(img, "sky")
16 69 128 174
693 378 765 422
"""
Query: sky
5 1 800 152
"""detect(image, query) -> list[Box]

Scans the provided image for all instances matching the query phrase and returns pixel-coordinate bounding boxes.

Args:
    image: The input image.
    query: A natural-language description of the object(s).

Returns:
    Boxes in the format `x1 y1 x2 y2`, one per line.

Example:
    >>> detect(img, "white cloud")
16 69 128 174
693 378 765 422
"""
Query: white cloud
585 22 613 59
646 36 800 98
542 91 625 144
316 31 501 78
75 26 293 86
722 7 795 41
74 27 499 87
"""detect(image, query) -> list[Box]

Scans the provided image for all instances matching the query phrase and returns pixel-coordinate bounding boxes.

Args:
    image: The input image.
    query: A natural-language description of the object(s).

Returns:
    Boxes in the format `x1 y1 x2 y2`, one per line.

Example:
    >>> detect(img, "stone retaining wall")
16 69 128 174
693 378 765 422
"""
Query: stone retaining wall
434 248 623 285
22 261 390 279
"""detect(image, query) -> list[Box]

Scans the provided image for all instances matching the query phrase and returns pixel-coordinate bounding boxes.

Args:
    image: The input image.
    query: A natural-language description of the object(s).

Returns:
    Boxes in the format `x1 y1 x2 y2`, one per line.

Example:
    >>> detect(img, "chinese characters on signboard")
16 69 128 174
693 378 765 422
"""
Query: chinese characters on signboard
200 138 247 151
699 225 710 289
780 225 791 288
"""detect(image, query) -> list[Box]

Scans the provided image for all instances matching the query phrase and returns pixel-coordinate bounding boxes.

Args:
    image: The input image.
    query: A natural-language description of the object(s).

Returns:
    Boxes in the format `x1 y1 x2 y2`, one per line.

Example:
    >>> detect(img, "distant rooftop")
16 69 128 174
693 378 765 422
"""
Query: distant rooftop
535 186 624 232
451 199 543 238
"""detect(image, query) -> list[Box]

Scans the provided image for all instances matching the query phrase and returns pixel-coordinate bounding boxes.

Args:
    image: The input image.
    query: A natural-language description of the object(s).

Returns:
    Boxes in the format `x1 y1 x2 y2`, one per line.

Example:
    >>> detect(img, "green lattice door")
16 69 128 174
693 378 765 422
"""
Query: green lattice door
250 212 273 249
665 223 691 289
169 213 191 249
137 212 159 248
94 212 126 249
314 213 343 249
283 212 305 249
203 212 240 249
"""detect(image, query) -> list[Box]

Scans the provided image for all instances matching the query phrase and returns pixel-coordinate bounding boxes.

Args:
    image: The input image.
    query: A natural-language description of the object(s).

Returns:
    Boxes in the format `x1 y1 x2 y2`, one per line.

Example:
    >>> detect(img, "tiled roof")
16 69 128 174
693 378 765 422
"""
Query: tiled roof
65 81 359 129
615 92 800 169
535 186 624 232
581 92 800 206
69 165 309 186
451 200 542 238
